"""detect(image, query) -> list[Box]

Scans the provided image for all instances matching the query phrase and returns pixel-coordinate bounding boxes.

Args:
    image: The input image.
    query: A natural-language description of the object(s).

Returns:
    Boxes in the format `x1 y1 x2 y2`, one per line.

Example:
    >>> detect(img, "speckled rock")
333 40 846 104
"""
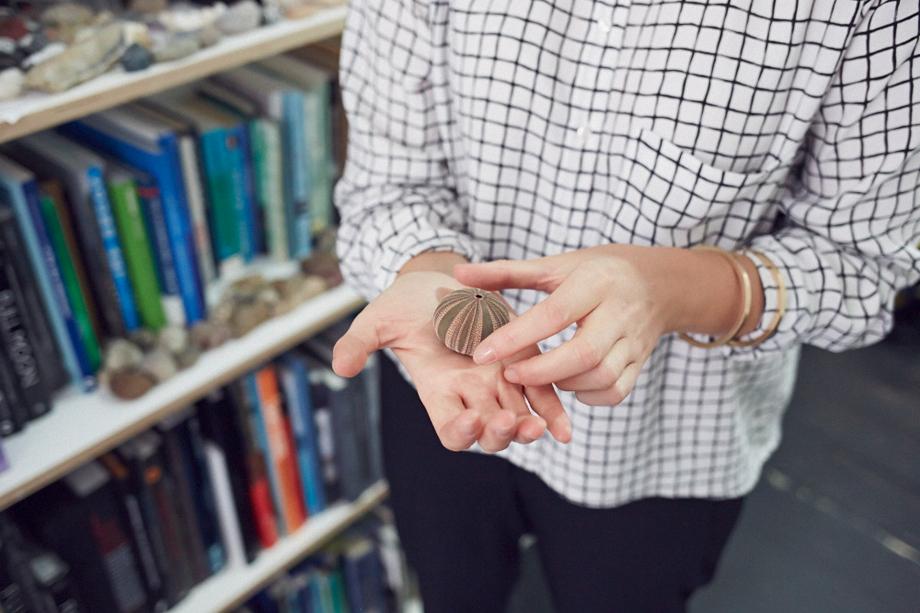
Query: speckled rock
152 32 199 62
230 299 272 337
25 22 128 93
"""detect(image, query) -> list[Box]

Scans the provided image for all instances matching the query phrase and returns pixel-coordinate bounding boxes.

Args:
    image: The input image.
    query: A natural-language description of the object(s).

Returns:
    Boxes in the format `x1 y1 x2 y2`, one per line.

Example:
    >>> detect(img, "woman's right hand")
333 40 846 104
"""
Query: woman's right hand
332 270 571 452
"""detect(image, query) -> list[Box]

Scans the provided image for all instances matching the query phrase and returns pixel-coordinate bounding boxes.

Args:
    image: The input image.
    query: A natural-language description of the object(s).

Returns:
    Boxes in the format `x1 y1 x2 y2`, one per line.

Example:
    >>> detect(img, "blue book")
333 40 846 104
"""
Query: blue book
342 539 386 613
236 124 262 256
0 155 95 390
212 67 312 259
279 354 326 515
60 107 206 325
244 373 288 536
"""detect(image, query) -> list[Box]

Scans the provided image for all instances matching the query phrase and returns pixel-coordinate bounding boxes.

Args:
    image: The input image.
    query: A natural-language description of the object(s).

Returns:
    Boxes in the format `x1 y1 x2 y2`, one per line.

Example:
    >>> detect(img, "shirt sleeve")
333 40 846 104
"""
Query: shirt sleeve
730 5 920 358
334 0 481 299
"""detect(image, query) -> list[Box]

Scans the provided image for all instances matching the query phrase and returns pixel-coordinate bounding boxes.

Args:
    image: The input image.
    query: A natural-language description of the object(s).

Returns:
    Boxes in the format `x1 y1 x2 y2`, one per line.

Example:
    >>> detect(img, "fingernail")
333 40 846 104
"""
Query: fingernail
504 367 520 383
473 345 496 365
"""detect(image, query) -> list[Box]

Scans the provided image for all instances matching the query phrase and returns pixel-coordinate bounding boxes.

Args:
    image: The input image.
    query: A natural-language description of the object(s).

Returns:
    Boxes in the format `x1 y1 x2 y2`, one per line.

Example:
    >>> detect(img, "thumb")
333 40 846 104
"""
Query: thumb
453 259 551 291
332 310 381 378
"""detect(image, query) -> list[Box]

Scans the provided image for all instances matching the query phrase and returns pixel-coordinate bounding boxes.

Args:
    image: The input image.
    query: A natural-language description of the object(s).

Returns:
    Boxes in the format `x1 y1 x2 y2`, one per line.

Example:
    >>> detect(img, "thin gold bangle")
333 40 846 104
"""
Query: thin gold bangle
678 246 752 349
728 250 786 348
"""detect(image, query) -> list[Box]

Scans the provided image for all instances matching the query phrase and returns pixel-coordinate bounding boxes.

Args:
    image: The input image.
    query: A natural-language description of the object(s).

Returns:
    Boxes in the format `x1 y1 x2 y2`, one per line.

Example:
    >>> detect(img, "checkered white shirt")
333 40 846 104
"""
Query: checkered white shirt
335 0 920 507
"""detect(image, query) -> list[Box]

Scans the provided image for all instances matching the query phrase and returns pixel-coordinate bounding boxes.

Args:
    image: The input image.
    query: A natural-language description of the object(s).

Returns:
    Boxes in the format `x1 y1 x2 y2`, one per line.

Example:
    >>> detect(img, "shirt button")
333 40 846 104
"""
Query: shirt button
575 125 591 145
596 18 612 34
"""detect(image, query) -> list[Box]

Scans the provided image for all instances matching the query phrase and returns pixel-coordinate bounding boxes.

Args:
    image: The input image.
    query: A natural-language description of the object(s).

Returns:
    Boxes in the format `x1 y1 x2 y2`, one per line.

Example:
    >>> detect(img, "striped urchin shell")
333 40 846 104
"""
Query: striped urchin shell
433 288 511 356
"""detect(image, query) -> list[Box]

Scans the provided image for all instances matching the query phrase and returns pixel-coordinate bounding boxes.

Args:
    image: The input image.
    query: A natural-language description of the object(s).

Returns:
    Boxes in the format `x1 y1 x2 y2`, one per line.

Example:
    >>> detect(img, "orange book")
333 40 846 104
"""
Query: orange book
255 366 307 531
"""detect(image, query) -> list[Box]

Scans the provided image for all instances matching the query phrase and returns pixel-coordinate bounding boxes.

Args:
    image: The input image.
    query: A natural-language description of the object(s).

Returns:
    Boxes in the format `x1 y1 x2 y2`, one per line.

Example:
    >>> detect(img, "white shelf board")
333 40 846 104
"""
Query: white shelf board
0 284 363 510
171 481 389 613
0 4 347 144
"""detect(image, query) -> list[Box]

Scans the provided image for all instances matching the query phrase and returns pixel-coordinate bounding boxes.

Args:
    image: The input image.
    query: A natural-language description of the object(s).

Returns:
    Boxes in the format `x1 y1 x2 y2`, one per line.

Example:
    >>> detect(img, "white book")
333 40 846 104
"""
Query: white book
203 441 247 569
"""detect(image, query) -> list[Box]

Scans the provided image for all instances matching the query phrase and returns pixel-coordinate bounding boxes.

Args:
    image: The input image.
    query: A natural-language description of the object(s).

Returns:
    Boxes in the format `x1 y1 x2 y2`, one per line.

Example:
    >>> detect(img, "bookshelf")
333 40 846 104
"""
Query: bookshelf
170 481 389 613
0 4 347 144
0 284 364 510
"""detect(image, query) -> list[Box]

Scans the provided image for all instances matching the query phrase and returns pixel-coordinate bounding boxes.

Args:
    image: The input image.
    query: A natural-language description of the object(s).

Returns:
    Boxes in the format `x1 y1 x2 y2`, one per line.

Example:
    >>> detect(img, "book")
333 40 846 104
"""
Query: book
107 164 167 330
230 380 280 549
258 55 336 234
132 171 186 326
199 80 283 260
10 132 140 335
118 433 193 604
212 67 312 259
254 366 308 533
0 186 67 394
21 461 149 613
279 353 326 515
99 452 169 612
326 370 373 502
0 155 95 390
148 93 256 271
309 373 342 505
37 188 103 375
156 413 211 582
0 339 24 435
134 101 218 288
197 388 262 562
341 538 386 613
0 232 52 421
61 107 207 325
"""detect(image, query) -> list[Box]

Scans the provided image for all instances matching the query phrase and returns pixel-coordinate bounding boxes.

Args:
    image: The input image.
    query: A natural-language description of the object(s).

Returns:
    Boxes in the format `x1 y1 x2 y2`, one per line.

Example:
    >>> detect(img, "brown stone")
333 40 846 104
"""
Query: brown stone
109 367 156 400
230 299 271 337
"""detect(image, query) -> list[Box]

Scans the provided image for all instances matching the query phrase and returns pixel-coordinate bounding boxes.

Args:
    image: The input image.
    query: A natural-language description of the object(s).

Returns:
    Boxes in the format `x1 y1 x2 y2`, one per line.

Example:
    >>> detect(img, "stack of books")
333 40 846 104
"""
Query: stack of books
0 330 384 613
0 50 343 435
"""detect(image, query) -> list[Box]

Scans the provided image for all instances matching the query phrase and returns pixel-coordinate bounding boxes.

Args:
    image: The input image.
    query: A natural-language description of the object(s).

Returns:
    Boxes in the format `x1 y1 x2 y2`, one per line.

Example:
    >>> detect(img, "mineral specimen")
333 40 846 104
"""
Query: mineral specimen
25 22 128 93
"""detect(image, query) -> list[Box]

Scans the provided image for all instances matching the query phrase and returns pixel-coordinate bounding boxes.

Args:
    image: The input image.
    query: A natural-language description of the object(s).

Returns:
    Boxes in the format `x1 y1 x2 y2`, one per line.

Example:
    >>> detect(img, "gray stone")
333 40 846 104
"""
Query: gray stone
158 325 190 355
197 24 222 48
158 4 226 33
129 328 158 352
217 1 260 36
141 348 178 382
230 299 271 337
103 338 144 371
120 43 152 71
175 344 200 369
152 32 199 63
25 22 127 93
0 67 22 100
190 320 231 351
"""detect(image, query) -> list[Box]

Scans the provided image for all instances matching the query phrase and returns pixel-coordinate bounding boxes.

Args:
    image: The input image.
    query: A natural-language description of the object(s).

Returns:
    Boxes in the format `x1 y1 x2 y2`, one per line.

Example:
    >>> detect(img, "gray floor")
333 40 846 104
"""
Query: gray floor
508 334 920 613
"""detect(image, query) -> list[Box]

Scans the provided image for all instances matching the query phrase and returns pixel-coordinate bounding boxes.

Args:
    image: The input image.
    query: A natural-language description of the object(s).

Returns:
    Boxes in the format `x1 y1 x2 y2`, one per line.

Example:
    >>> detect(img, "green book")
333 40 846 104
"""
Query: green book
38 190 102 370
327 569 350 613
250 119 287 261
108 168 166 330
318 571 338 613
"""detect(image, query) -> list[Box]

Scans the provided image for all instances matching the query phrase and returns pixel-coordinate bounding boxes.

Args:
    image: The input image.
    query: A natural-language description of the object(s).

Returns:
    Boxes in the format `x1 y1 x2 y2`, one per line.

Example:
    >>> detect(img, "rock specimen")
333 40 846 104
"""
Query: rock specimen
0 67 22 100
109 367 156 400
25 22 128 93
120 43 152 71
152 31 199 62
433 288 511 356
217 1 261 35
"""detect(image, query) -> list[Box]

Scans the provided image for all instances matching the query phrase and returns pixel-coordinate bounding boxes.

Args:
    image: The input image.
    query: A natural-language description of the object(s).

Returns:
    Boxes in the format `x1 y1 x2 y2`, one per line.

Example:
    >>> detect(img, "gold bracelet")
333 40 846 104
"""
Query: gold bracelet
728 250 786 348
678 246 752 349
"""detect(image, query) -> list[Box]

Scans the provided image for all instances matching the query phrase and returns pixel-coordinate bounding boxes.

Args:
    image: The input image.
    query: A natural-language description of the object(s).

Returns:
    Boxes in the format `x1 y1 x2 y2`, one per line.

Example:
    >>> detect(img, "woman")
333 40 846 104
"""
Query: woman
331 1 920 611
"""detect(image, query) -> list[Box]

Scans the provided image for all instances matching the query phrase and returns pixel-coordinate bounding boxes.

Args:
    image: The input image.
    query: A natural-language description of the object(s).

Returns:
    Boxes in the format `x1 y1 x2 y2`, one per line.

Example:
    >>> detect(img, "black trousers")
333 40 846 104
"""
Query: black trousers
379 356 743 613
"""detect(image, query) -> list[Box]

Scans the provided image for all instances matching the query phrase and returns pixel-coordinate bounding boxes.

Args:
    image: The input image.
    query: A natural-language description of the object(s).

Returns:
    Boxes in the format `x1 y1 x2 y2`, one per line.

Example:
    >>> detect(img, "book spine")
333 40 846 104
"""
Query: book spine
305 87 333 234
310 380 341 504
246 373 289 536
182 416 227 574
280 356 326 514
0 259 51 421
17 182 96 388
235 124 259 259
161 137 206 324
141 457 193 601
178 136 217 287
38 193 103 372
253 121 288 261
87 167 140 332
136 178 185 327
0 344 24 434
108 179 166 330
232 381 279 549
284 93 312 259
0 204 67 393
255 366 307 531
202 441 247 568
201 131 242 266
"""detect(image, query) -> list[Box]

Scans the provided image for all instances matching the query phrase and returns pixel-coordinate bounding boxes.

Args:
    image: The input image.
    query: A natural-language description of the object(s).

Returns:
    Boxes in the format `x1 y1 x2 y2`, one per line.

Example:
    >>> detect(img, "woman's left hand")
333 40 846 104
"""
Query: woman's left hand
453 244 754 406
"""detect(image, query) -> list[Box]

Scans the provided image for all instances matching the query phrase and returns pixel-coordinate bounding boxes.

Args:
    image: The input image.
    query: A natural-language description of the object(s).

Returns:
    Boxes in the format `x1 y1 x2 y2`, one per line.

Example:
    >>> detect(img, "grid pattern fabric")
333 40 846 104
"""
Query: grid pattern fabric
335 0 920 507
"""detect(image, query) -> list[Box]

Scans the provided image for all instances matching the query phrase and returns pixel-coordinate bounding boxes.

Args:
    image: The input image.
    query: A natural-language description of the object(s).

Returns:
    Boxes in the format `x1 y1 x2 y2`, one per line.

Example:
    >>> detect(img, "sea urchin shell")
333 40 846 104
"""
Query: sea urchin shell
433 288 511 356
